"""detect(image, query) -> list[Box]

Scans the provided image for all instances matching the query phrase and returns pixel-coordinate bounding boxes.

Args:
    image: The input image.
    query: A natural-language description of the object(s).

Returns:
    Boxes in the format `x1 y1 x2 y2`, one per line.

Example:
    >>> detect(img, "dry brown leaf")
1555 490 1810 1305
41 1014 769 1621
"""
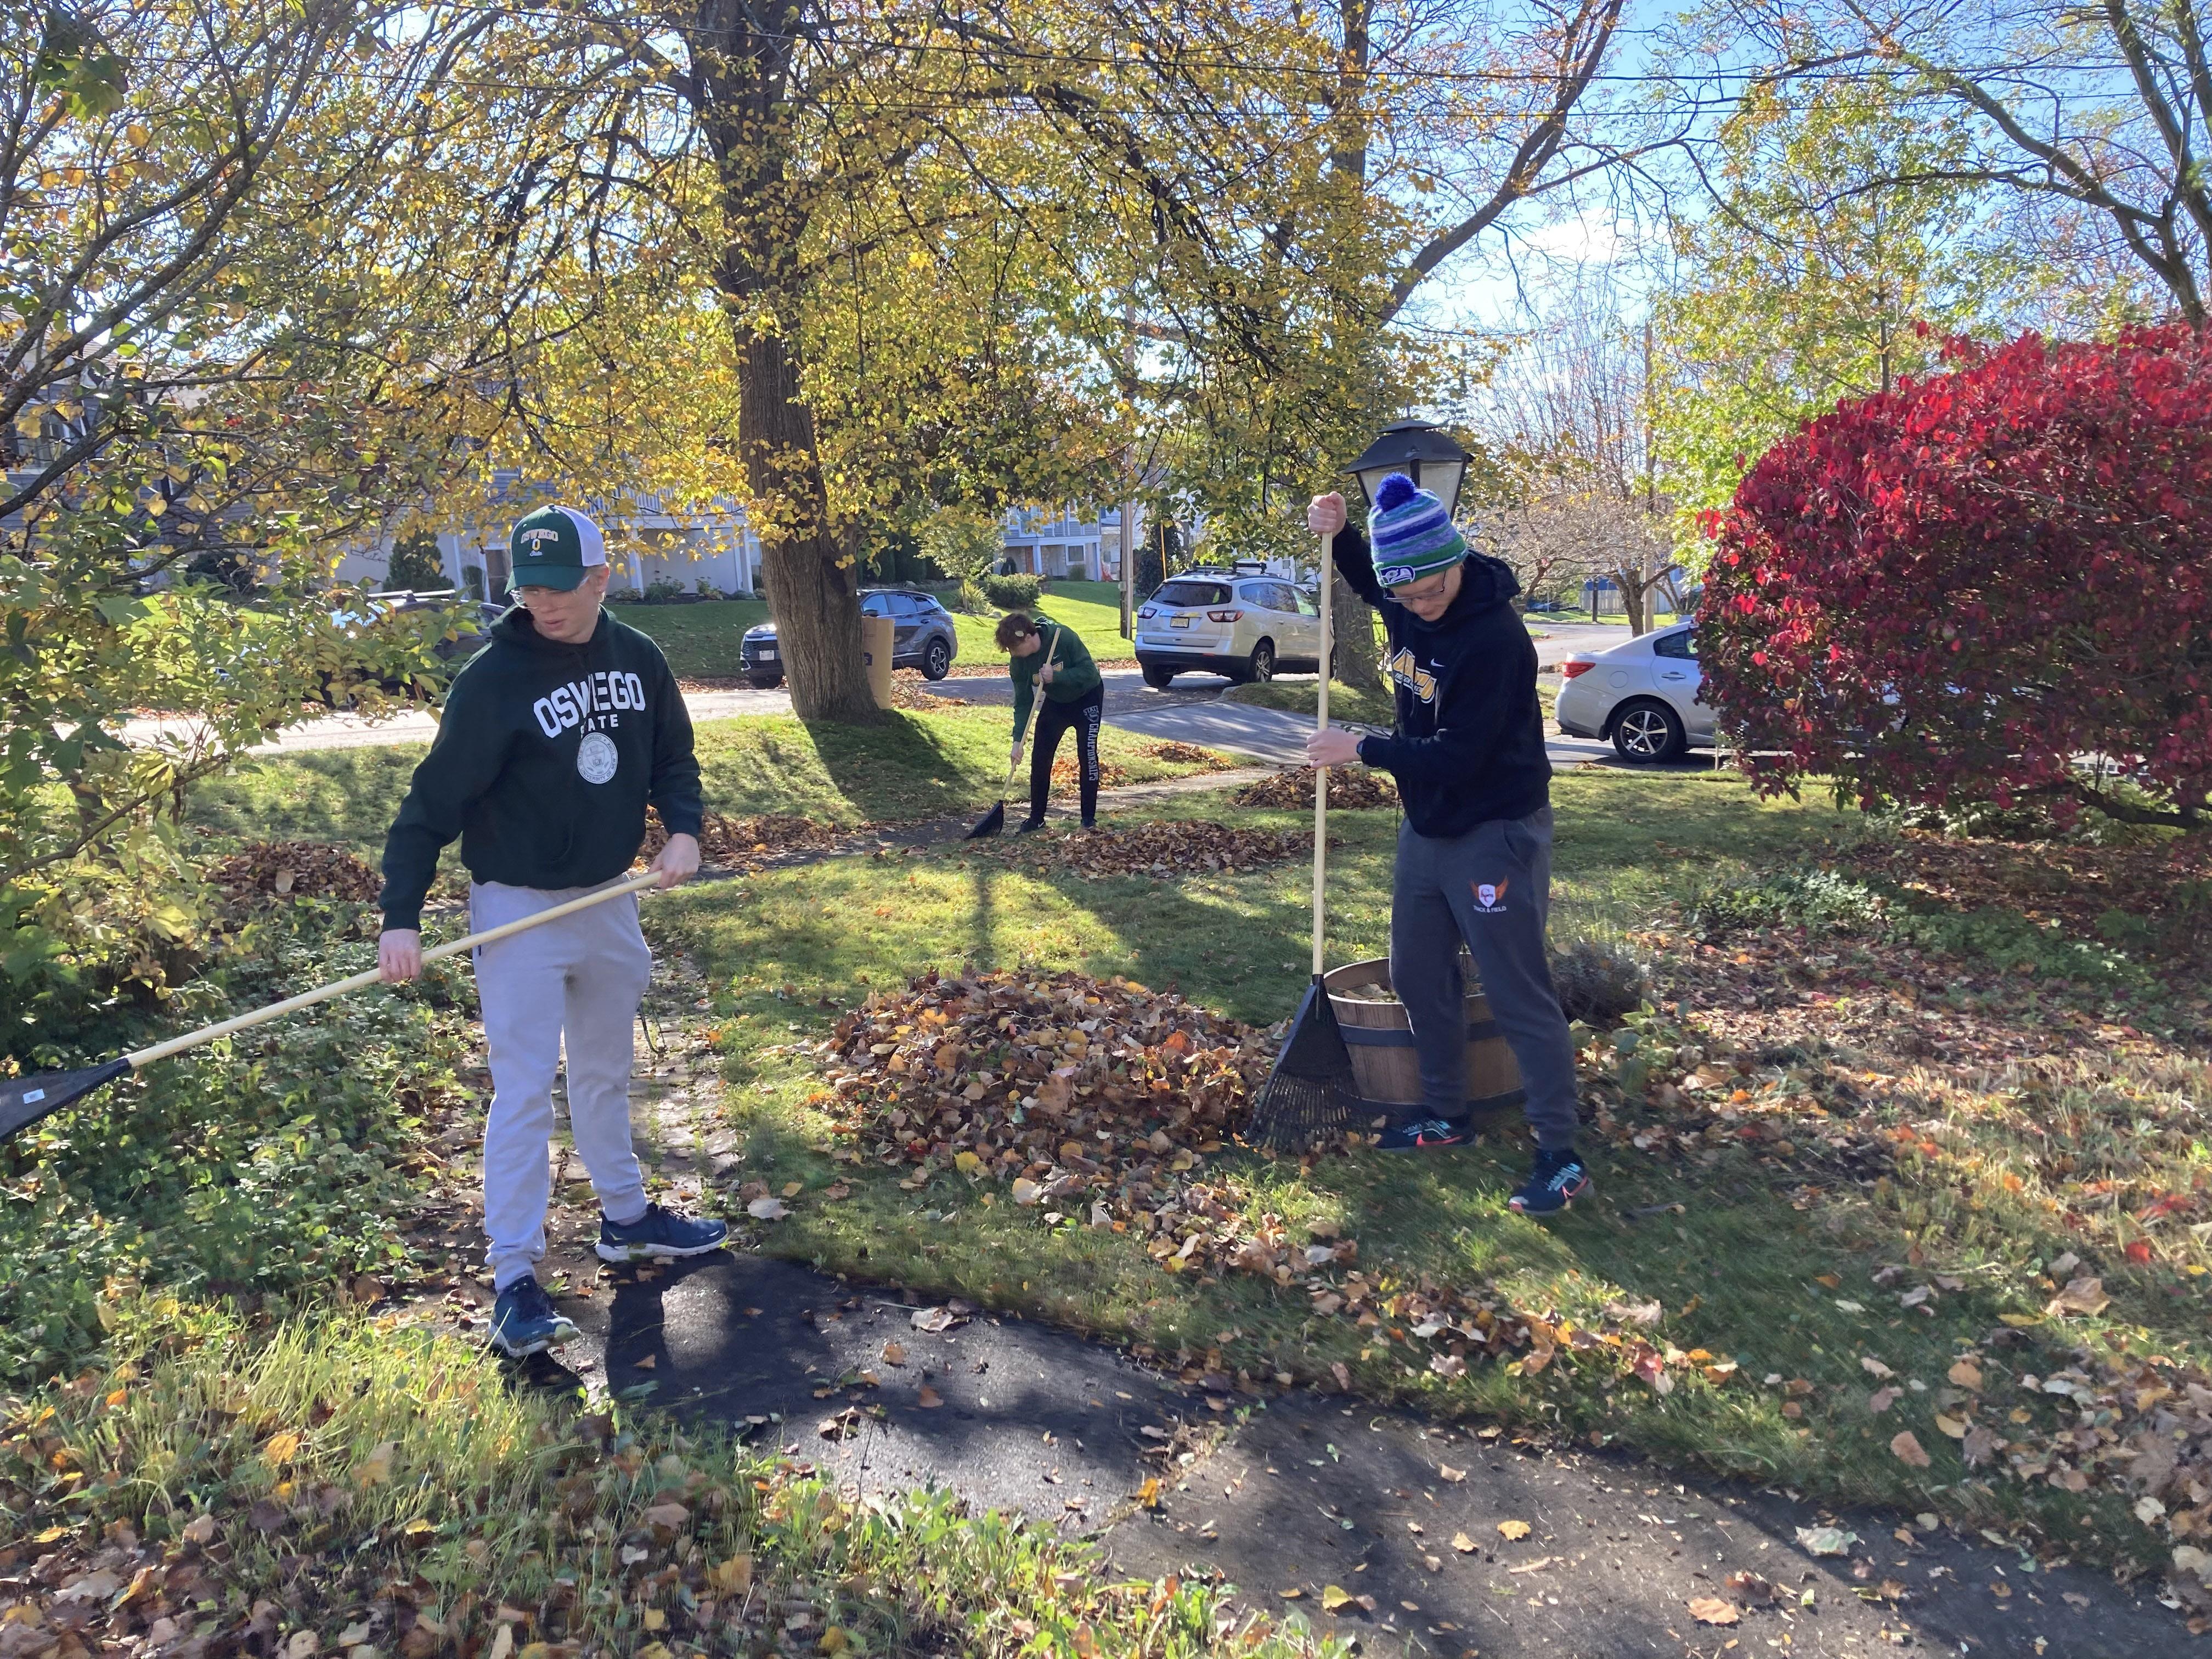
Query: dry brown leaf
917 1385 943 1408
1687 1598 1741 1626
1496 1520 1532 1541
1890 1431 1932 1469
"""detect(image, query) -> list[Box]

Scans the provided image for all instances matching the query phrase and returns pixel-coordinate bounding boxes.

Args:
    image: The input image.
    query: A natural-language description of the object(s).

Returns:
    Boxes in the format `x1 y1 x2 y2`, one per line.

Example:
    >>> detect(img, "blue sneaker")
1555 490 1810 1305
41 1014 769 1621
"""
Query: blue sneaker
1376 1117 1475 1151
489 1277 580 1358
1509 1148 1591 1216
596 1201 729 1263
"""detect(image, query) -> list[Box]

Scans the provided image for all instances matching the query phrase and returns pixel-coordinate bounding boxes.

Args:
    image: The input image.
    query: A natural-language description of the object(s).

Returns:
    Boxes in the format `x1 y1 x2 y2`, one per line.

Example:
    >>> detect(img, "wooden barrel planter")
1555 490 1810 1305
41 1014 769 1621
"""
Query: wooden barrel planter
1322 957 1523 1116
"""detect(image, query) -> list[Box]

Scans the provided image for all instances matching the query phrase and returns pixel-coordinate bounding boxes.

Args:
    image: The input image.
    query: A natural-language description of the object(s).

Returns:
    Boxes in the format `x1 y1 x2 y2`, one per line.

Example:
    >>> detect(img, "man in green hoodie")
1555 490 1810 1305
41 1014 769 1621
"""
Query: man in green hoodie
377 504 726 1359
998 610 1103 831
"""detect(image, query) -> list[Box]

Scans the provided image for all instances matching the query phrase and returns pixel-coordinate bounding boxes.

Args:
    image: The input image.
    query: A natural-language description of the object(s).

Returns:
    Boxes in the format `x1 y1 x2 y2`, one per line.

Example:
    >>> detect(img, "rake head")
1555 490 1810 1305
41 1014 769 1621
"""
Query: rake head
965 799 1008 840
1 1058 132 1146
1245 978 1367 1150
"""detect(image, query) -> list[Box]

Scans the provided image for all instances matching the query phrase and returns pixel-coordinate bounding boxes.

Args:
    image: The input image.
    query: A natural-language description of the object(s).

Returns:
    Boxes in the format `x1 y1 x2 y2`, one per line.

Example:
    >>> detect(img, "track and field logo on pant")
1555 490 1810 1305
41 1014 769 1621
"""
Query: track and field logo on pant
1471 877 1510 913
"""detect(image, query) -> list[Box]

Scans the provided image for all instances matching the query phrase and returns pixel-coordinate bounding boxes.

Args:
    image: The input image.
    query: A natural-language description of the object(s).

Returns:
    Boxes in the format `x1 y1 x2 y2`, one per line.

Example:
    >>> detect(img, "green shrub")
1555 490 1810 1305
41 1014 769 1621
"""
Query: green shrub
0 902 474 1383
957 577 989 614
981 573 1042 609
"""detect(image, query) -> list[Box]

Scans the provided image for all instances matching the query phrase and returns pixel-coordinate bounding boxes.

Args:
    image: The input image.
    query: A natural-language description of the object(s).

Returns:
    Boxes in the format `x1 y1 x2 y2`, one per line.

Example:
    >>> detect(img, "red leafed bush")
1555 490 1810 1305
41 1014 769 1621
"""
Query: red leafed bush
1699 325 2212 828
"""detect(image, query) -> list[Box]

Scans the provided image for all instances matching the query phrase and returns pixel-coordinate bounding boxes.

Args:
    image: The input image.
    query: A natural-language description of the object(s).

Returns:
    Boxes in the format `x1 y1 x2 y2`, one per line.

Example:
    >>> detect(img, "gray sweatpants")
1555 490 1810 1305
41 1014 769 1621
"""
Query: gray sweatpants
1391 808 1581 1149
471 878 654 1290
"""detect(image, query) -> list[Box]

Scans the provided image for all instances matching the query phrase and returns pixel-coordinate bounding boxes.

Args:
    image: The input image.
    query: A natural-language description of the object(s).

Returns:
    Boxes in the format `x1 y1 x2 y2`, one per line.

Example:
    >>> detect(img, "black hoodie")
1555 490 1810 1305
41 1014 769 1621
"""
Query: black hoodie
1333 523 1551 838
379 606 703 930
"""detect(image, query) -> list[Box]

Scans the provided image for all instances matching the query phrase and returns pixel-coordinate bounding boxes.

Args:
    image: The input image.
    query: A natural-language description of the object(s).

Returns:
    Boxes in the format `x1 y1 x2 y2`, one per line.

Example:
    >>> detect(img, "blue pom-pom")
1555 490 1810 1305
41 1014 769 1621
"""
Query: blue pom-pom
1373 472 1418 512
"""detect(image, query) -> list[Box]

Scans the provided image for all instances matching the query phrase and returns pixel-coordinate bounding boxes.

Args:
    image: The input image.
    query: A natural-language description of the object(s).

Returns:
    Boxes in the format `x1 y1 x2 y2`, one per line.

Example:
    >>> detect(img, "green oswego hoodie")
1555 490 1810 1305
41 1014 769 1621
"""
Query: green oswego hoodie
379 607 703 929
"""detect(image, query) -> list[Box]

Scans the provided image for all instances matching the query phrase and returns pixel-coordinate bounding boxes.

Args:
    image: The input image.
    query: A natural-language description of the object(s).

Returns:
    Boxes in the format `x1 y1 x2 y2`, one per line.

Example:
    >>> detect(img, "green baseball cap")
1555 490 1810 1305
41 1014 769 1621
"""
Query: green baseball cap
509 504 607 592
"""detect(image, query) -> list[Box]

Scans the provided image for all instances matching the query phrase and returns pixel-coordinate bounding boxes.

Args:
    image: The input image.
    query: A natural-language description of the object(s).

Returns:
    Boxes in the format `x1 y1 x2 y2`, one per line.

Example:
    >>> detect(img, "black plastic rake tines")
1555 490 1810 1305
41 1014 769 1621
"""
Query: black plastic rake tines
0 1058 132 1144
1246 977 1365 1150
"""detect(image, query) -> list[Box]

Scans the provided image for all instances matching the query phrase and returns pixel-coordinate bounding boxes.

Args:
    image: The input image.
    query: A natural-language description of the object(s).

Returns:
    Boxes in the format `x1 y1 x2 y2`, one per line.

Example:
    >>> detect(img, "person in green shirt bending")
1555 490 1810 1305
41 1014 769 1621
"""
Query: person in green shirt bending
996 611 1104 831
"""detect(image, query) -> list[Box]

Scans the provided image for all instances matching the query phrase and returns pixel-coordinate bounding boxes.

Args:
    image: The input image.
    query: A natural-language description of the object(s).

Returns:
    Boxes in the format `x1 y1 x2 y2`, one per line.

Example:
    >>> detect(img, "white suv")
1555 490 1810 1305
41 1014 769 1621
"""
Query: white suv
1135 567 1327 687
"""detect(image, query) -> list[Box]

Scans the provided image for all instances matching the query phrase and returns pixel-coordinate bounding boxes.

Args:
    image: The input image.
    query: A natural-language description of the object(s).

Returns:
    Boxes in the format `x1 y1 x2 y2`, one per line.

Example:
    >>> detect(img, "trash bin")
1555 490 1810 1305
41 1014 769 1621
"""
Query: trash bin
862 614 895 708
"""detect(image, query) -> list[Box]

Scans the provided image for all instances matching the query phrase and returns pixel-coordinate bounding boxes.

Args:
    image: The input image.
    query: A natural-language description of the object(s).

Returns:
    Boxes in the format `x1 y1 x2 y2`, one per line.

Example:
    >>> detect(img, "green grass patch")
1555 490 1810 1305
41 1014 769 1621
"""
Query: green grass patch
608 597 770 679
189 707 1224 850
1217 679 1396 727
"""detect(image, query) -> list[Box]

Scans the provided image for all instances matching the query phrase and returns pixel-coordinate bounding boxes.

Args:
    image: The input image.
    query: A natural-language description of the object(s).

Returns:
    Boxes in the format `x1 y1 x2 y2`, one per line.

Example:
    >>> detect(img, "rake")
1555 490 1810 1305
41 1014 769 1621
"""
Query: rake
0 868 663 1147
1246 530 1367 1150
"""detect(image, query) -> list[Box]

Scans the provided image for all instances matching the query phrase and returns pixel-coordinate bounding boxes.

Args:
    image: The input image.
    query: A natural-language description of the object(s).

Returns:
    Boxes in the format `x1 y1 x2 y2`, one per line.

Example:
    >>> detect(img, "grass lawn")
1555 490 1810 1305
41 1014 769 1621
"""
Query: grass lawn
1218 679 1396 727
634 770 2212 1582
89 714 2212 1609
606 596 769 678
189 704 1229 847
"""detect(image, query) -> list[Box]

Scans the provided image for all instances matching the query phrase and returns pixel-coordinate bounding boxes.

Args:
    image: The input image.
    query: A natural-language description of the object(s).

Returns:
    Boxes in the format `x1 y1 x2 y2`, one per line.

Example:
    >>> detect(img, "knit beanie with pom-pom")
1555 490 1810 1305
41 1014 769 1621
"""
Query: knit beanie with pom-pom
1364 472 1466 588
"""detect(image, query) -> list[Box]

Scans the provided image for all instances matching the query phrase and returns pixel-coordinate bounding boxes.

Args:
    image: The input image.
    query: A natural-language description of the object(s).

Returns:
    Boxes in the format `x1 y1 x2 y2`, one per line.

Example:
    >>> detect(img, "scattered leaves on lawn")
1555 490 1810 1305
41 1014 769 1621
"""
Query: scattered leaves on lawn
641 811 845 870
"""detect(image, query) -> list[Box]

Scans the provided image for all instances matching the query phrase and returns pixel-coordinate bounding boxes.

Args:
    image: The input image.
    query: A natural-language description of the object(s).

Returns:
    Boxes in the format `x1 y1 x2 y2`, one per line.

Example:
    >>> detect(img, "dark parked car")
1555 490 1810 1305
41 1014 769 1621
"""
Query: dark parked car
317 589 503 703
740 588 957 689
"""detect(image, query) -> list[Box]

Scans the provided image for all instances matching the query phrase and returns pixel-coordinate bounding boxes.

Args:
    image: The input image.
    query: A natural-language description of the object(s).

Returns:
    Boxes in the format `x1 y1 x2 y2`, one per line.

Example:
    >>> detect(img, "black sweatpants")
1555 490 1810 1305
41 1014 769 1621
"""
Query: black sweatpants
1028 682 1104 827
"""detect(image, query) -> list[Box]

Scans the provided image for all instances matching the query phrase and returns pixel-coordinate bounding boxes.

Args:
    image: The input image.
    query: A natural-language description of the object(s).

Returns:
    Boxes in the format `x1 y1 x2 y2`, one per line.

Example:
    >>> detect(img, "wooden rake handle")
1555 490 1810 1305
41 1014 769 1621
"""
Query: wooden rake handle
1313 531 1334 979
1003 625 1063 790
125 868 664 1069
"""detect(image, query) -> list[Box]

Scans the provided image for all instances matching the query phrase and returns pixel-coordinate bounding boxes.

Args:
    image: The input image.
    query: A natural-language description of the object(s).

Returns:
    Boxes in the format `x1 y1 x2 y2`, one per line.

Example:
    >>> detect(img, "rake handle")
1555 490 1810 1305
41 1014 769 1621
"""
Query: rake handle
123 868 663 1069
1313 531 1334 979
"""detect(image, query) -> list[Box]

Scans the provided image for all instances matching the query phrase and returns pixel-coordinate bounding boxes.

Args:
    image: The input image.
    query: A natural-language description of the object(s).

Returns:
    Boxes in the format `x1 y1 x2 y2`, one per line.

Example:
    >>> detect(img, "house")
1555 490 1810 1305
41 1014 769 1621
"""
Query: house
1001 504 1108 579
333 476 760 599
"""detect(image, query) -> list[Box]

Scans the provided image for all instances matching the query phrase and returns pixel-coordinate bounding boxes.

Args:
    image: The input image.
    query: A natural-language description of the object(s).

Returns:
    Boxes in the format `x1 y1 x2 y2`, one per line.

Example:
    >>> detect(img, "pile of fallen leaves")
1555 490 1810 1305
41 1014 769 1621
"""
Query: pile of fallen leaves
888 681 963 711
641 811 845 869
1234 768 1397 810
796 969 1743 1402
207 842 382 905
968 819 1310 878
1144 740 1238 770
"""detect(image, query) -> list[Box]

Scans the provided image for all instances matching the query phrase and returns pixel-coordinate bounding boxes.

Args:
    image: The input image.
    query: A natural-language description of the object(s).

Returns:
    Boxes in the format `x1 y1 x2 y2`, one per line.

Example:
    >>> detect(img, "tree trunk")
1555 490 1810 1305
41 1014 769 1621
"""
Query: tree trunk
737 326 874 721
686 0 877 724
1331 568 1383 689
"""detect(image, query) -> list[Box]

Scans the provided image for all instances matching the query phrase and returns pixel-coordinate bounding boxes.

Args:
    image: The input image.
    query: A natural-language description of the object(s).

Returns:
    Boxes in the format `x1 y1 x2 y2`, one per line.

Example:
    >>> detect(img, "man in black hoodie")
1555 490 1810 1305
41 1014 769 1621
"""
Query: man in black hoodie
1305 476 1589 1215
377 504 727 1357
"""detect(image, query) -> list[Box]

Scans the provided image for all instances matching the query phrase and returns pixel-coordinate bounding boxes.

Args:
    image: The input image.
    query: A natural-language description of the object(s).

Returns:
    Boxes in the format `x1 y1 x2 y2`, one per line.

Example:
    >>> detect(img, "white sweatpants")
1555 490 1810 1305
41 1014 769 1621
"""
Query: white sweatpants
471 878 654 1289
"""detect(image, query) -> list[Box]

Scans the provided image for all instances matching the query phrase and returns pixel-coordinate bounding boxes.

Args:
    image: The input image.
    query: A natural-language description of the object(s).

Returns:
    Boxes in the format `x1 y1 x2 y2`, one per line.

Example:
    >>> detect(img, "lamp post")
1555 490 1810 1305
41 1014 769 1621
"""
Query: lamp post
1345 417 1475 520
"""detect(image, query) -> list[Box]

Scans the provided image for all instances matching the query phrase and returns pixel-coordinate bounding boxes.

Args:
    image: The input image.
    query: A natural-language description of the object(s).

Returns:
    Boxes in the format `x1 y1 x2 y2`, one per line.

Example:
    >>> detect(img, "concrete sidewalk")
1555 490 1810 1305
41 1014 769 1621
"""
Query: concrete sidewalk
495 1199 2179 1659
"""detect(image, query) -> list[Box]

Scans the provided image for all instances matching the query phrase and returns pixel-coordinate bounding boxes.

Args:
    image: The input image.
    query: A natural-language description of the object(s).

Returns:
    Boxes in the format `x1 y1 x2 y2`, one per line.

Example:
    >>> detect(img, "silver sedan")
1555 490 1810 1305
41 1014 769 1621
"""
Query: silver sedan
1553 624 1715 763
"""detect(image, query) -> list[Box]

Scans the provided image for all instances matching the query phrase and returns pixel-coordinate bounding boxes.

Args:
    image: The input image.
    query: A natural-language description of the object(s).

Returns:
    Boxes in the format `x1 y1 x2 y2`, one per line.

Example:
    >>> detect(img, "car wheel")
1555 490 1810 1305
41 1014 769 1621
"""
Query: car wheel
1242 639 1276 684
1142 665 1176 689
922 637 951 680
1611 699 1685 763
749 674 783 691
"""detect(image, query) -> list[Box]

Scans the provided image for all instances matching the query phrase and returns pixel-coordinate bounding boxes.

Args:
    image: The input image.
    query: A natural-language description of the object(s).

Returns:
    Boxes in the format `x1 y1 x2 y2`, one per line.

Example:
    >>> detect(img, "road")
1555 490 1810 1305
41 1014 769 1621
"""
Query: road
120 620 1668 771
